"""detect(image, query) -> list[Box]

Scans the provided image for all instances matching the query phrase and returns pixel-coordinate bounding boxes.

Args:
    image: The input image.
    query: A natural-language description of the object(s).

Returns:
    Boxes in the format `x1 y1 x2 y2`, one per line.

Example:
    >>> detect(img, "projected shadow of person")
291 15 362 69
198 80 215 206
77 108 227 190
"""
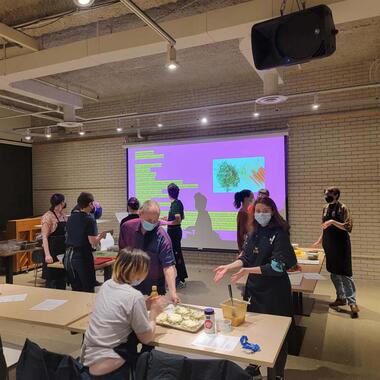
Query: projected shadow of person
185 192 222 246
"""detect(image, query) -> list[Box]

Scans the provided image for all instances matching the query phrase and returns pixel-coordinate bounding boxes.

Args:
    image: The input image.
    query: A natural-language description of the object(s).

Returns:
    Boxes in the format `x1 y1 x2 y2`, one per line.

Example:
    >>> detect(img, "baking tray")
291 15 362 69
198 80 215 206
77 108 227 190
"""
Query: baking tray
156 304 205 333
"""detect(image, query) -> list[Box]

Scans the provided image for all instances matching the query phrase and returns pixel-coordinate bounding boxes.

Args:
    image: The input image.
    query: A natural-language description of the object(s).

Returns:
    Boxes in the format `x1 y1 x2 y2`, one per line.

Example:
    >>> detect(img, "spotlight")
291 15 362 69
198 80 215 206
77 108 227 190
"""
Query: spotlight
166 45 178 71
157 123 163 128
253 103 260 118
78 126 86 136
45 127 52 139
25 129 32 141
73 0 95 7
312 94 320 110
116 127 123 133
200 117 208 125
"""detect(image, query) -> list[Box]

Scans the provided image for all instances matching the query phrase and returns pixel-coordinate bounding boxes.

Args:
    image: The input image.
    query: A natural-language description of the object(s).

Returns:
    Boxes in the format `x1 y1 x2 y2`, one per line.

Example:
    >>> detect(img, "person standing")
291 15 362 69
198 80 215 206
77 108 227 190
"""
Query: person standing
312 187 359 318
234 189 254 255
214 197 297 380
65 192 107 293
119 197 140 227
164 183 188 288
41 193 68 289
119 200 180 304
257 188 270 198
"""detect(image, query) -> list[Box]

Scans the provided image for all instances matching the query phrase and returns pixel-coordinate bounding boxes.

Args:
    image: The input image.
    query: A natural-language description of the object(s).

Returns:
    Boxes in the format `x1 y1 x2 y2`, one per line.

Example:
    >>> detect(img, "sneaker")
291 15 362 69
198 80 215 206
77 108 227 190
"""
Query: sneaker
176 281 186 289
244 364 262 379
350 304 360 319
329 298 346 308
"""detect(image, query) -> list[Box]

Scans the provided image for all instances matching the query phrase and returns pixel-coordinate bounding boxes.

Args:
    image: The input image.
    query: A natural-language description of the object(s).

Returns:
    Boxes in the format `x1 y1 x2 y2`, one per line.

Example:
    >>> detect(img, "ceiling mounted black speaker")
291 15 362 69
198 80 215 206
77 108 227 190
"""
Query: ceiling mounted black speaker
251 5 338 70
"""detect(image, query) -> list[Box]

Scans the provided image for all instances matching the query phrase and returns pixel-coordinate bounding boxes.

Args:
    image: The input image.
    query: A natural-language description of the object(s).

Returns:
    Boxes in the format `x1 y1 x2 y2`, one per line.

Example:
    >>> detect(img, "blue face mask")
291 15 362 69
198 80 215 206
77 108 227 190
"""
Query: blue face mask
130 279 144 287
142 220 158 232
255 212 272 227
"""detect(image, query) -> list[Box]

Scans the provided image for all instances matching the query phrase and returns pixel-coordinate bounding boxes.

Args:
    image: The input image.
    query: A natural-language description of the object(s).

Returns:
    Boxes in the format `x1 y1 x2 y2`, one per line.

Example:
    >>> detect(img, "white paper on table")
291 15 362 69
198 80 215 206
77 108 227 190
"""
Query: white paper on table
115 212 128 224
303 273 326 280
192 332 239 353
30 299 67 311
0 294 27 303
100 233 115 251
297 259 320 265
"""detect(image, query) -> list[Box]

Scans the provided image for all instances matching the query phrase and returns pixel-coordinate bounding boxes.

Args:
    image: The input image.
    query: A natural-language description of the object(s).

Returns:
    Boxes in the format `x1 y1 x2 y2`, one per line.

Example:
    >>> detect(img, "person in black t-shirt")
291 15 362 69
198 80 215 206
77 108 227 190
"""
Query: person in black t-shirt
65 192 107 293
161 183 188 288
119 197 140 227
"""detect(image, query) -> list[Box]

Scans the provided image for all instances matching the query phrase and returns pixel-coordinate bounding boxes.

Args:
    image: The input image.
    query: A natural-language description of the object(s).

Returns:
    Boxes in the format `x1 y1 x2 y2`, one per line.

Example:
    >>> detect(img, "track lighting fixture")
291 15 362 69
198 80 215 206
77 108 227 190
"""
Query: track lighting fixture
73 0 95 8
166 45 178 71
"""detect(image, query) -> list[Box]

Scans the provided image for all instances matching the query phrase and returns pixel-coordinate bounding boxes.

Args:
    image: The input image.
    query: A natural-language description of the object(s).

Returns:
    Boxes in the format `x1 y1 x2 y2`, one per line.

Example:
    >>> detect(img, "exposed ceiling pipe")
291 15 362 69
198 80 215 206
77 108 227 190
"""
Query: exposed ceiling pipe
33 79 99 103
12 81 380 132
0 93 59 112
0 107 56 120
119 0 176 46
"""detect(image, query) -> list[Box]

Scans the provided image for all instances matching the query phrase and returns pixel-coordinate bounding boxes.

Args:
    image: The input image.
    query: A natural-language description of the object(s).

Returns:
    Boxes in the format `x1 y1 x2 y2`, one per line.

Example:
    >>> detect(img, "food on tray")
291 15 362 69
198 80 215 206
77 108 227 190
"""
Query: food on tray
181 319 200 329
156 312 168 323
190 309 204 320
168 313 183 324
307 252 319 260
174 306 191 316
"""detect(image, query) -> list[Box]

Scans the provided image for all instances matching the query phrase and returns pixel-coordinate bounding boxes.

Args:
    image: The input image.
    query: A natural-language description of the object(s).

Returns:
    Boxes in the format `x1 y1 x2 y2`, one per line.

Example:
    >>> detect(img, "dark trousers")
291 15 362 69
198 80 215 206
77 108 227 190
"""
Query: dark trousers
267 342 287 379
65 249 96 293
168 228 188 282
85 362 130 380
44 265 66 290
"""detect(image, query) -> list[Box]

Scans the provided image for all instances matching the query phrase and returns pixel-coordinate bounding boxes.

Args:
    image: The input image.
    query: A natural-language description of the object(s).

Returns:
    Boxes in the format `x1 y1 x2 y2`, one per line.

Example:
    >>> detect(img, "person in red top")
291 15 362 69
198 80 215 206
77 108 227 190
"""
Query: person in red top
234 190 254 255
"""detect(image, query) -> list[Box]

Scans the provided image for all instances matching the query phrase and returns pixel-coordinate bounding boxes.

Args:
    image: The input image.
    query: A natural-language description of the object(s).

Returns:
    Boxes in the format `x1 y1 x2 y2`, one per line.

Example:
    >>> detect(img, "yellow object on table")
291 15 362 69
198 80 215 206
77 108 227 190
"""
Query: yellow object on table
220 298 249 327
294 249 304 256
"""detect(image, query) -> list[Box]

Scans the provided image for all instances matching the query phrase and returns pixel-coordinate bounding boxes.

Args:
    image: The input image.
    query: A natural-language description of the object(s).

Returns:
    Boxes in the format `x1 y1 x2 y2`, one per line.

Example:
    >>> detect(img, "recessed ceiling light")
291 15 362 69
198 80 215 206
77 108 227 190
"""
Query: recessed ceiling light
73 0 95 7
200 117 208 125
116 127 123 132
45 127 52 139
78 126 86 136
166 45 178 71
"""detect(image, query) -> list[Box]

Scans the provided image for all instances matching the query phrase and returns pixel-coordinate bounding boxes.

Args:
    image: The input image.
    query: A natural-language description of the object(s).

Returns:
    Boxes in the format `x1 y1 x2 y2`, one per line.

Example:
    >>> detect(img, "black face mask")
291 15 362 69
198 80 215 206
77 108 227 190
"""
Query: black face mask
325 195 334 203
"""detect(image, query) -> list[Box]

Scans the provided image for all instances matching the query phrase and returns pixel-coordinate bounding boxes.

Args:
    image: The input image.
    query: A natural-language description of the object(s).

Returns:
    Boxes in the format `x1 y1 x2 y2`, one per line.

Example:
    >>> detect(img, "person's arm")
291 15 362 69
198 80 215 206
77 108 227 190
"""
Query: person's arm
312 232 323 248
259 231 297 277
41 215 53 263
237 212 248 252
325 205 353 232
86 217 106 246
213 260 243 283
163 266 180 303
88 232 107 247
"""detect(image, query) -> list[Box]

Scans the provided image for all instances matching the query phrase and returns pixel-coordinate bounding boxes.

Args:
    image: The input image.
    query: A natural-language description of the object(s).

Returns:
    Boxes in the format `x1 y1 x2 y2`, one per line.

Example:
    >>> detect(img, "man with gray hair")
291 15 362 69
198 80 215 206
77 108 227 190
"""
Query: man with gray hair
119 200 180 303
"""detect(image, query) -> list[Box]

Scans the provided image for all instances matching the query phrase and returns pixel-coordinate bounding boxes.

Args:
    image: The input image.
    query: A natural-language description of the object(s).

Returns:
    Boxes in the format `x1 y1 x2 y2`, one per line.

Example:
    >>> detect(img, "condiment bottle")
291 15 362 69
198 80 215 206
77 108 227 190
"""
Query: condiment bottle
204 308 216 334
150 285 159 298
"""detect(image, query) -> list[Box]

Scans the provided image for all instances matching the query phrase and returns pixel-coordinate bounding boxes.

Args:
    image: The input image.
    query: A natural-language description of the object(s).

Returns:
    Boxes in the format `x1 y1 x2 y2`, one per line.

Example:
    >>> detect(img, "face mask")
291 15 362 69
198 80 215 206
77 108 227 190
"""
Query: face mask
129 279 144 287
325 195 334 203
142 220 158 232
255 212 272 227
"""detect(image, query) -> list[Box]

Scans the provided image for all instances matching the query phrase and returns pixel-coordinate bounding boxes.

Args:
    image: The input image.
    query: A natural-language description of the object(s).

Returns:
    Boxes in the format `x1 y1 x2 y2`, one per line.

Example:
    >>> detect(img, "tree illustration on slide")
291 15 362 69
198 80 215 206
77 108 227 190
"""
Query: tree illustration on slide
216 161 240 191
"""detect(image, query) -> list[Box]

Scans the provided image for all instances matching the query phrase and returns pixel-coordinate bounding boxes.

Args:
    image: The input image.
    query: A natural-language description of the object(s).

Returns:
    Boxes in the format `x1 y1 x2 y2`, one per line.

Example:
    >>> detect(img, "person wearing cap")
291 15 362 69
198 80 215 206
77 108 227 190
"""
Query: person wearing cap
119 197 140 227
65 192 107 293
312 187 359 318
41 193 68 289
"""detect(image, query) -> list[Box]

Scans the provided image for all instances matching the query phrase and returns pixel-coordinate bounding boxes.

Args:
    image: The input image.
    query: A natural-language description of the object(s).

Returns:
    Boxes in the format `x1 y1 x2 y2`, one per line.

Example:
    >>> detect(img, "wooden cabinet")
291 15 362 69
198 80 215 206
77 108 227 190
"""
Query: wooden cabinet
6 217 41 273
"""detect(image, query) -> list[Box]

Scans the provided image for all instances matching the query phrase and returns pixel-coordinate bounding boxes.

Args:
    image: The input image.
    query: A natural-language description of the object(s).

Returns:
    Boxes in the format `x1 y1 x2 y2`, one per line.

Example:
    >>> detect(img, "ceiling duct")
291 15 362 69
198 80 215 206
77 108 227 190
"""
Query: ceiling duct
256 71 288 105
57 105 83 128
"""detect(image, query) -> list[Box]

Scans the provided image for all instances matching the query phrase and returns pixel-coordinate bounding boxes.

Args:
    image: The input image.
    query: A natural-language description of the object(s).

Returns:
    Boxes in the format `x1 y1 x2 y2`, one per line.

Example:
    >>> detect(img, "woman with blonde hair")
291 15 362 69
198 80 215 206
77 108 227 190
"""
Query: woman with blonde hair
81 248 165 379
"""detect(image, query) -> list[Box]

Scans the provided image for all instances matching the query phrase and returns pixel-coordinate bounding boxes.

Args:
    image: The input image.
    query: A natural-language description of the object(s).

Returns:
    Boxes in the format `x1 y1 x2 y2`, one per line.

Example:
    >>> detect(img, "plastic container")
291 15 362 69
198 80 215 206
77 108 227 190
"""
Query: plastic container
204 308 216 334
220 298 249 327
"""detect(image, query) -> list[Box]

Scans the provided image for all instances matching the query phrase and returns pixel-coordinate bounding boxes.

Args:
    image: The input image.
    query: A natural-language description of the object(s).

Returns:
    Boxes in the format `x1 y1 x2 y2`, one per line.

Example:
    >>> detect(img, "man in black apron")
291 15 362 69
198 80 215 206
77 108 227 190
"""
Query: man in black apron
312 187 359 318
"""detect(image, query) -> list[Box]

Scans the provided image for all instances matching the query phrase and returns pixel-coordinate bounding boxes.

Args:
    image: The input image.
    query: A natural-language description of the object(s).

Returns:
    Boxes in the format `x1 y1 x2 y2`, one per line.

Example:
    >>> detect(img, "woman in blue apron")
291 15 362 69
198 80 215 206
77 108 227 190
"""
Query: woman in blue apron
214 197 297 380
41 194 67 289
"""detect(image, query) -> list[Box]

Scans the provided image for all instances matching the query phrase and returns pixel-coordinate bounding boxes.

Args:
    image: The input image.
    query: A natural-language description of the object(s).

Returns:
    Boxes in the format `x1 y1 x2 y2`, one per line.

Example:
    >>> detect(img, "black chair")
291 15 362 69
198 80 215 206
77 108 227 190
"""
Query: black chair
31 249 45 287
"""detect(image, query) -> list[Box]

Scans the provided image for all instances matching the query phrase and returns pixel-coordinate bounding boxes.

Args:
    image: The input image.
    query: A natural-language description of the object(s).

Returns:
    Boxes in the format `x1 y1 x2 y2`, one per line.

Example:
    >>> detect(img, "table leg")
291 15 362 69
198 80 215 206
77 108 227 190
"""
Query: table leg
293 291 300 315
299 292 304 314
5 256 14 284
103 265 112 281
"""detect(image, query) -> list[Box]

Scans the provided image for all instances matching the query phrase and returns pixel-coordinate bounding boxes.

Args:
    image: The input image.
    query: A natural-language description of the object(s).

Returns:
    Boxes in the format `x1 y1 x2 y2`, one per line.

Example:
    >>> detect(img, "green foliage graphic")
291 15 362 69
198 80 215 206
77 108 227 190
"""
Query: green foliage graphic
216 161 240 192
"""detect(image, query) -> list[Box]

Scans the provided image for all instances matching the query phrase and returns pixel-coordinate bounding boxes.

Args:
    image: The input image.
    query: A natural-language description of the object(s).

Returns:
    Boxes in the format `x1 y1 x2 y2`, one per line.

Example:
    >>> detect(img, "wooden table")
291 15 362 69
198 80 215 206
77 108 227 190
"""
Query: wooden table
0 248 39 284
0 284 95 329
48 258 115 282
68 306 291 371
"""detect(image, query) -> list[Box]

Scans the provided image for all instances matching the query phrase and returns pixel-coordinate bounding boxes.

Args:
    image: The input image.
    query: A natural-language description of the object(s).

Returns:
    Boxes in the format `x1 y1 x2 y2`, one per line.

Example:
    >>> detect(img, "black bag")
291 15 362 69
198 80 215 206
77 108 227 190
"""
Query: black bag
16 339 89 380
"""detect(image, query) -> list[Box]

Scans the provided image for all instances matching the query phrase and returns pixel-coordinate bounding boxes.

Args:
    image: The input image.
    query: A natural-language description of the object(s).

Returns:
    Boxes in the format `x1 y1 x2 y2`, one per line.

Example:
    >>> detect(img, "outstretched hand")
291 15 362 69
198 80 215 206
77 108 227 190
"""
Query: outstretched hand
230 268 247 284
213 265 228 283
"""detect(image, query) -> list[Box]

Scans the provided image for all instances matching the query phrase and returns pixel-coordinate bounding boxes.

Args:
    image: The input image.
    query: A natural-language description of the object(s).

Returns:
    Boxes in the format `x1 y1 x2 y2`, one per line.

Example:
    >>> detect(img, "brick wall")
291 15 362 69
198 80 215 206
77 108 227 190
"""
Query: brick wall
32 61 380 281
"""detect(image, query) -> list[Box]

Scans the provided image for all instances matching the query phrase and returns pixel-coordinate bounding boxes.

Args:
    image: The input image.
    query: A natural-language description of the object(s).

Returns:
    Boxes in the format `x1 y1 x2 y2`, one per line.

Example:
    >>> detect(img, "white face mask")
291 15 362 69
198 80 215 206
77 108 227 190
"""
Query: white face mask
255 212 272 227
129 279 144 287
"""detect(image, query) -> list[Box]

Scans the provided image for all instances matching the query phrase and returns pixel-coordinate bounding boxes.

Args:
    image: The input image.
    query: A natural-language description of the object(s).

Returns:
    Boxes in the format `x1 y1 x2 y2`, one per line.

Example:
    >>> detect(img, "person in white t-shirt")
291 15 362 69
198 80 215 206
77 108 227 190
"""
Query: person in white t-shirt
81 248 165 379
